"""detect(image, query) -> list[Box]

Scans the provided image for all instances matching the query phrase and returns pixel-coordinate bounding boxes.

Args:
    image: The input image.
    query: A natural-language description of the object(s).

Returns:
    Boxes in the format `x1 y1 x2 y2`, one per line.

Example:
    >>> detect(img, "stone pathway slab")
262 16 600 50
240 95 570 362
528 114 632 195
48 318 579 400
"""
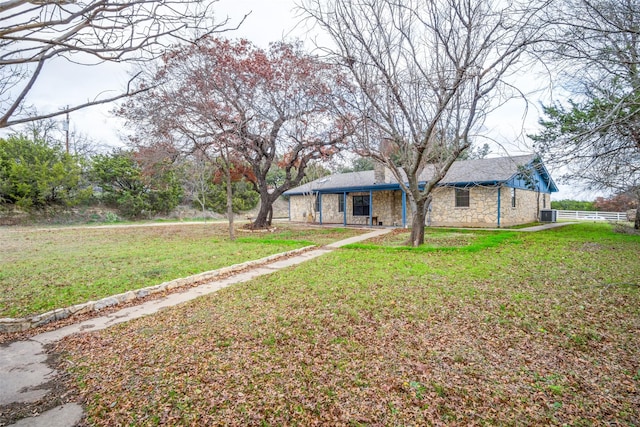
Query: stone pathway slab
0 341 54 406
7 403 84 427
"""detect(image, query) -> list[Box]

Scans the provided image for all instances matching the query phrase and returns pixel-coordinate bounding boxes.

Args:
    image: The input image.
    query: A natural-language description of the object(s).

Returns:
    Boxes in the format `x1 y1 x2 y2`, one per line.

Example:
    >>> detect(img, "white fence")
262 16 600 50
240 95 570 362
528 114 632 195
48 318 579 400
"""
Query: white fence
555 210 629 221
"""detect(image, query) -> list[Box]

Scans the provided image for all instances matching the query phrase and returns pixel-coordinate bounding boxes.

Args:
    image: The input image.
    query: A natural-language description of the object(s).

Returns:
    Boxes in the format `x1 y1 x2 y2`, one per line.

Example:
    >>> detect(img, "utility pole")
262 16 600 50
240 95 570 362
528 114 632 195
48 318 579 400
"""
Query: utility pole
62 107 70 154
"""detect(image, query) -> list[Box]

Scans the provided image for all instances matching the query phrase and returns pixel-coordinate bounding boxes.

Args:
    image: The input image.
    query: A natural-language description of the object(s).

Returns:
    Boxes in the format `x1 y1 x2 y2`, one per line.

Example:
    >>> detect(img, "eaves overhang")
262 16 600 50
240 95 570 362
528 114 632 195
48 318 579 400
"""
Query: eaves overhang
284 182 402 196
284 180 509 196
503 160 560 193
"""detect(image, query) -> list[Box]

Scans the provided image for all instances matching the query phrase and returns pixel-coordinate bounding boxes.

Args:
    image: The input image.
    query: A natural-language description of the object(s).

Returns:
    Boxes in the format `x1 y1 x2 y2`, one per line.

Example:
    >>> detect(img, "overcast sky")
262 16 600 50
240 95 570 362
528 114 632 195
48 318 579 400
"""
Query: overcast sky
17 0 597 200
22 0 301 149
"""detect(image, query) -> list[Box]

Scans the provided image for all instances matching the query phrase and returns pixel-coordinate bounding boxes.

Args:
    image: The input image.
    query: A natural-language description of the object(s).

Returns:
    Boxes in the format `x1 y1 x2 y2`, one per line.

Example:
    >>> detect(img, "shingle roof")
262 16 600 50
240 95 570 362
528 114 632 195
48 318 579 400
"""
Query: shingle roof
285 154 553 195
425 154 537 184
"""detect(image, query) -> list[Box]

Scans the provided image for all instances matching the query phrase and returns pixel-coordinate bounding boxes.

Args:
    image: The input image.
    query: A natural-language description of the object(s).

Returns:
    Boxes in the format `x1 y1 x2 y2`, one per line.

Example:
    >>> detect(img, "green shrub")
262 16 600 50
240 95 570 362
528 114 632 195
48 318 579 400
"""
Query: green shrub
91 150 182 218
0 135 87 210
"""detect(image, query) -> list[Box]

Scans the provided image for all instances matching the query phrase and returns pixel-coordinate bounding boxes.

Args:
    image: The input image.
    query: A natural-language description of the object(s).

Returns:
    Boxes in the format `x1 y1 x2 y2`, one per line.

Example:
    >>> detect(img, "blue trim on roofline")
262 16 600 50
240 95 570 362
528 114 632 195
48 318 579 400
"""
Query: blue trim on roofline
284 180 506 196
283 159 559 196
503 159 559 193
284 183 401 195
536 161 559 193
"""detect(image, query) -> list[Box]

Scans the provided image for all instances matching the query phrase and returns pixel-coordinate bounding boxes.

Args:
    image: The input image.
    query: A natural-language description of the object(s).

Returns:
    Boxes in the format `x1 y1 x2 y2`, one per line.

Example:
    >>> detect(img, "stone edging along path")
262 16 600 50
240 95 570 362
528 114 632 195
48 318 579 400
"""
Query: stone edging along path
0 245 316 334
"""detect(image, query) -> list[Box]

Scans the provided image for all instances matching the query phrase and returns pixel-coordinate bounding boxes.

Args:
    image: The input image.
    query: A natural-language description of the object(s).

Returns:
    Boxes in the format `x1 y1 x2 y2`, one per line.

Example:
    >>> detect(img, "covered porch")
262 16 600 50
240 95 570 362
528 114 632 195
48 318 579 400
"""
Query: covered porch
288 185 409 227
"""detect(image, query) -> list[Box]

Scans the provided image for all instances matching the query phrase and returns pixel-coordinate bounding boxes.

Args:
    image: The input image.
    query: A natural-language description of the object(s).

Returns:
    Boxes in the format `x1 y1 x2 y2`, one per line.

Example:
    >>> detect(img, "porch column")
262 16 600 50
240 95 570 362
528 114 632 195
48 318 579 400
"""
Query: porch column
402 190 407 228
343 192 347 226
319 193 323 225
369 190 373 226
497 186 501 228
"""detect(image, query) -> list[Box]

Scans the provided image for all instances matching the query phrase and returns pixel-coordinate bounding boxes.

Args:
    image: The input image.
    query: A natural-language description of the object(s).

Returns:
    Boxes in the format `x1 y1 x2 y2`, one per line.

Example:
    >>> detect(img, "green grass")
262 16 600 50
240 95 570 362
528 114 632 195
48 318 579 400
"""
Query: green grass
57 222 640 425
505 221 543 228
0 223 364 317
347 228 518 252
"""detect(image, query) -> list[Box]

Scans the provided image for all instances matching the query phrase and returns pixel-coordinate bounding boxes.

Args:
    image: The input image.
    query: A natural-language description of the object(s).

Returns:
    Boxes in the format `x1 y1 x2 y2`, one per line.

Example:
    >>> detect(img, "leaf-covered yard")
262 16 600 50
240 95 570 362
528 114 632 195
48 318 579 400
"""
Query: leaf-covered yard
57 223 639 425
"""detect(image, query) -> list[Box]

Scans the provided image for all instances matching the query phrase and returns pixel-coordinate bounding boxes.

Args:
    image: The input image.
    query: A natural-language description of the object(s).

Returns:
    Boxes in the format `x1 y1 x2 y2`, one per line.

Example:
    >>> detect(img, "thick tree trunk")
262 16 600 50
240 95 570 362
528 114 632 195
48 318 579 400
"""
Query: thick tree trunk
267 204 273 226
252 190 274 229
408 197 429 247
635 192 640 230
225 165 235 241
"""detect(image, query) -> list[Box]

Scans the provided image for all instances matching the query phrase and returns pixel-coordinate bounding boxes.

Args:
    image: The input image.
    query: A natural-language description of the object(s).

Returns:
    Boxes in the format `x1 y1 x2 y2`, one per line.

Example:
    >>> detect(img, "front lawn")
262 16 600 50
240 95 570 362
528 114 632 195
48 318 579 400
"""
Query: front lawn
58 223 640 425
0 223 363 318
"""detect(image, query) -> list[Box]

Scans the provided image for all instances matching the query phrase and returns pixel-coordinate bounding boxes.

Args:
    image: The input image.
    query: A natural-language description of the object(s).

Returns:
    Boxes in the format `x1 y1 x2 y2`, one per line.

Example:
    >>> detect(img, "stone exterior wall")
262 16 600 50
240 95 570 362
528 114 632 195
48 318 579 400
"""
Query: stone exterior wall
289 194 318 223
429 186 543 227
288 185 547 227
429 186 499 227
499 187 544 226
371 190 403 226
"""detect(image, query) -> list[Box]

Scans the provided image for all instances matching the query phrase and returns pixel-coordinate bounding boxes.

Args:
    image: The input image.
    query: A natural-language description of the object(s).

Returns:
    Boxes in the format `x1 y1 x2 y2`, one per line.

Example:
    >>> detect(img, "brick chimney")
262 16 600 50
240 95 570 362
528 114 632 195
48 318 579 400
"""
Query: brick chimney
374 161 387 184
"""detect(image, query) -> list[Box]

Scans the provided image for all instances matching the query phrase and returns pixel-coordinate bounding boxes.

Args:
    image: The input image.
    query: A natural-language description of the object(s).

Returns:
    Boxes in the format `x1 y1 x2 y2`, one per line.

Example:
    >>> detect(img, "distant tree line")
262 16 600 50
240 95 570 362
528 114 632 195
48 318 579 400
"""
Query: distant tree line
551 194 637 212
550 200 596 211
0 130 383 222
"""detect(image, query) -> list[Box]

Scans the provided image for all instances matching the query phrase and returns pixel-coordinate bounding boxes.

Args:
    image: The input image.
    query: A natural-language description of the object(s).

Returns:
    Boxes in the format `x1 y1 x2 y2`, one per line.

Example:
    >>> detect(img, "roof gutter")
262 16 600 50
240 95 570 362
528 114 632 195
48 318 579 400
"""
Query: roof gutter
284 180 505 196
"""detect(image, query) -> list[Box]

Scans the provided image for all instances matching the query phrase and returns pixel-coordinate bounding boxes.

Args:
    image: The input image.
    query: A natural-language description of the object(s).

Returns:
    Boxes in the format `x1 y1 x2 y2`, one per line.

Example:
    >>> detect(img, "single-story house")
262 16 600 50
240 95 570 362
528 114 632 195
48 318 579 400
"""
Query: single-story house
283 154 558 228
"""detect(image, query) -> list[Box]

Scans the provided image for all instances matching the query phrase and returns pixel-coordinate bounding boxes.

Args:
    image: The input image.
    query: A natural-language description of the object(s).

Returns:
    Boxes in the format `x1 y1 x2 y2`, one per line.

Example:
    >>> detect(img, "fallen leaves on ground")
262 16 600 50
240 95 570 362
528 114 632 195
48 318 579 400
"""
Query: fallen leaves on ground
56 224 640 426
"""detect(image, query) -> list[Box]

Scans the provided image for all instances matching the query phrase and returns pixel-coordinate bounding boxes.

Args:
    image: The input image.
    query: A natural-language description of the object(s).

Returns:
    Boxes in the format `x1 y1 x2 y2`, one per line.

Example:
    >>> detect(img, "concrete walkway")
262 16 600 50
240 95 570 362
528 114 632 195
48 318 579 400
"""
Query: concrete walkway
0 228 391 427
516 222 577 232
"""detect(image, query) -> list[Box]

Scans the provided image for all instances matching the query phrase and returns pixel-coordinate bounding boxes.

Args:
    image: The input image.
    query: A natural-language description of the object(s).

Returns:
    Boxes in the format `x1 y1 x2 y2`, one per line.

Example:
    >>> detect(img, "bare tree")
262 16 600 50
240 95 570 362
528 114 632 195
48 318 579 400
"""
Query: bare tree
180 149 215 222
0 0 239 128
17 118 103 159
16 118 60 146
136 130 239 239
219 143 236 240
530 0 640 228
300 0 548 246
119 37 352 229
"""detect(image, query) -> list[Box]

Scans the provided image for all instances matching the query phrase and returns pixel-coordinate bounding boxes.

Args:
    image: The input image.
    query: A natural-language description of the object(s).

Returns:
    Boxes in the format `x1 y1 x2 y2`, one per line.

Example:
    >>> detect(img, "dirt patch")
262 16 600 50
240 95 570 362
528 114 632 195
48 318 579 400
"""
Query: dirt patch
365 228 476 248
580 242 605 252
614 222 640 235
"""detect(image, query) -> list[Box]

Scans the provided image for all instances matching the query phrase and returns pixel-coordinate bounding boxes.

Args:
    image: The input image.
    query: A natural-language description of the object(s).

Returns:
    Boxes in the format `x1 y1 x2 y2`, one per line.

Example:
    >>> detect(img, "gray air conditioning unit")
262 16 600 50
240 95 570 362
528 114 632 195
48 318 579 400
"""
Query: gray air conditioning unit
540 209 557 223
